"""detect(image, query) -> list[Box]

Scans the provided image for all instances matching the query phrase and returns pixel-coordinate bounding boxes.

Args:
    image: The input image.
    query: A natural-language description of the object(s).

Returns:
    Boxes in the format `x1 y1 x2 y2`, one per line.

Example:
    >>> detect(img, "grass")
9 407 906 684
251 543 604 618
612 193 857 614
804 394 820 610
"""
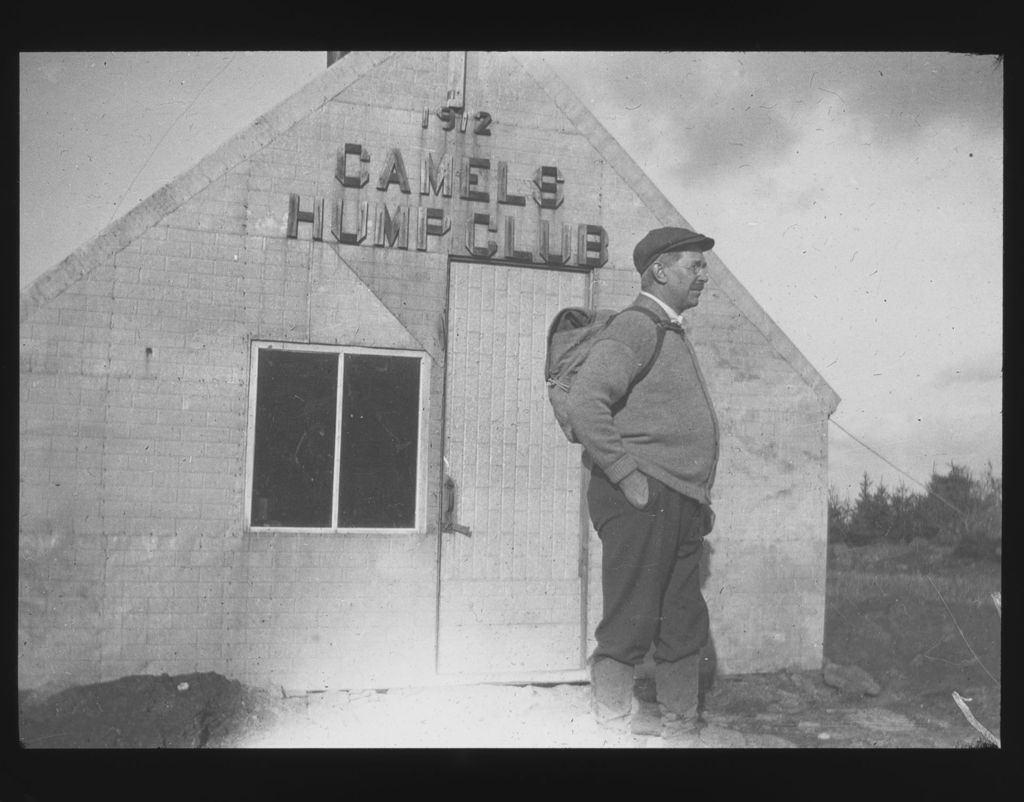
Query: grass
824 538 1002 704
827 569 998 607
826 540 1000 606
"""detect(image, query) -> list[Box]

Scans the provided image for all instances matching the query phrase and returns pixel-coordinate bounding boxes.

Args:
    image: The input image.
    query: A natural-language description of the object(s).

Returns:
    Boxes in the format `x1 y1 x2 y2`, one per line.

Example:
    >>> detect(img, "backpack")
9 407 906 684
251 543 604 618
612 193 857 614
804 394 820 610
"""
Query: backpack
544 305 669 443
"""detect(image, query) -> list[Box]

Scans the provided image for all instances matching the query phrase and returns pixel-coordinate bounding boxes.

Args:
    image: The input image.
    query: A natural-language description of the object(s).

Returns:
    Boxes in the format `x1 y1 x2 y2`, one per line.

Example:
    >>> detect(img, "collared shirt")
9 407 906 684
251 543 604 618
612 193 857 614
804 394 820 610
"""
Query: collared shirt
639 291 685 327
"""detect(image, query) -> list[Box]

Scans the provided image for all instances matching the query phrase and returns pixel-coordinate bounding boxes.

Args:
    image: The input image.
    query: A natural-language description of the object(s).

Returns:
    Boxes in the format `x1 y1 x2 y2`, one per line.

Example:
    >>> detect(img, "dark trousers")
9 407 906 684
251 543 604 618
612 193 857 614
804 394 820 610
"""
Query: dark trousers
588 469 709 667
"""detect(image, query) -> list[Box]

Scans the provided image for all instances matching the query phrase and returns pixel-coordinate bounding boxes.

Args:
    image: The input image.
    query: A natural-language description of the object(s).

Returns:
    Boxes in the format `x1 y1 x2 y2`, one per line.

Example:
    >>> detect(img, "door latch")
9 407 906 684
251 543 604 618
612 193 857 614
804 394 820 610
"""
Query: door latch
442 473 472 536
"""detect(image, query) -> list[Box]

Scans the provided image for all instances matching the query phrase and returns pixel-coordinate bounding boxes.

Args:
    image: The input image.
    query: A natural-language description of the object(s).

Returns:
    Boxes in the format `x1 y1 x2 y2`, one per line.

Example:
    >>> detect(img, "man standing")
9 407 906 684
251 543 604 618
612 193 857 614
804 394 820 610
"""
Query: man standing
565 227 719 746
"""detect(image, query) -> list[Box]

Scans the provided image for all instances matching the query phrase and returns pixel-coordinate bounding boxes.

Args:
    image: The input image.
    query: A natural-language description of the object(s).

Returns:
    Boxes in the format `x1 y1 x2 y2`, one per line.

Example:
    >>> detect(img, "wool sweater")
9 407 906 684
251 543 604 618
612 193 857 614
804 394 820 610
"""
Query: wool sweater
565 294 720 505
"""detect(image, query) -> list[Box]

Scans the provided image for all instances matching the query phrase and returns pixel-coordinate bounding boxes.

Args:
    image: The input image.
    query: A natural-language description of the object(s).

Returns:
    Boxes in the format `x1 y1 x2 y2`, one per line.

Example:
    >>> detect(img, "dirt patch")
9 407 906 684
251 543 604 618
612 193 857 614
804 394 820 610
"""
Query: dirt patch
18 672 285 749
18 543 1000 748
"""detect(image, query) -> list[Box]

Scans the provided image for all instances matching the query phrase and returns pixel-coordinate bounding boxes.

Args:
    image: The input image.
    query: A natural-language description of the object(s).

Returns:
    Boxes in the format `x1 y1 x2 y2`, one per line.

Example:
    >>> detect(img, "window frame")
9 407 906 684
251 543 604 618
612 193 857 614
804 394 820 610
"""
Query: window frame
244 340 430 535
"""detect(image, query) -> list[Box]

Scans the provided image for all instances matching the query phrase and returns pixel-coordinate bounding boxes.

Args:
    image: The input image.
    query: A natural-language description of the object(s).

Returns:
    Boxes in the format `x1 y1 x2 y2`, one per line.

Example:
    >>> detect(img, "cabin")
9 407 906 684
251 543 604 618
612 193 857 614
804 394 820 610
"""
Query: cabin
19 51 841 693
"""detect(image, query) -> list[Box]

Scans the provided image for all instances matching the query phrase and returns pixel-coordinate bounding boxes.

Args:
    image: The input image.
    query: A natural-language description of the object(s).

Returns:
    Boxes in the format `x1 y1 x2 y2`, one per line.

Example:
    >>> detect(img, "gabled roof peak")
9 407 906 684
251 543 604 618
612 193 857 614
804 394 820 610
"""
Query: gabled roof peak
20 50 838 414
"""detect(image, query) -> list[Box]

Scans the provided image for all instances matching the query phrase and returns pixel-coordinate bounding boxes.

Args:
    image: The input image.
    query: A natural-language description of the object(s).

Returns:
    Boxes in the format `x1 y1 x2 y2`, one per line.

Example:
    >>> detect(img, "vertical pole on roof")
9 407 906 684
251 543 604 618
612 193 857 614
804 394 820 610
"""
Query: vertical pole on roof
445 51 467 109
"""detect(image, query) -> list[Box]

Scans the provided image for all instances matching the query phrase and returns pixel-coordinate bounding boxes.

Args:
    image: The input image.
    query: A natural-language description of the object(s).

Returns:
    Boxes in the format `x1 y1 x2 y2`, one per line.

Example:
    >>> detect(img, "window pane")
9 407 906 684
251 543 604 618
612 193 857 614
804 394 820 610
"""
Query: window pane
339 355 421 528
251 349 338 528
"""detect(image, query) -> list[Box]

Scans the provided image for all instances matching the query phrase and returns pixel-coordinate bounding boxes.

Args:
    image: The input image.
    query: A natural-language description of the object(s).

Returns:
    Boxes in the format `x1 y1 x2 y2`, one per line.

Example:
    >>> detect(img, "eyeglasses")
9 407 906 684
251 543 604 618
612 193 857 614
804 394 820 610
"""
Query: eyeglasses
657 258 707 275
684 260 708 275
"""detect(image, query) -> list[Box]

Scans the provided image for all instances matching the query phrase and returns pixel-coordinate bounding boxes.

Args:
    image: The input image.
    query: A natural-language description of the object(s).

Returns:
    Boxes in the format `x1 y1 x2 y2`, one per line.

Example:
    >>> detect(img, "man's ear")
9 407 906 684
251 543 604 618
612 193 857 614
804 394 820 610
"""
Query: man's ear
650 261 668 285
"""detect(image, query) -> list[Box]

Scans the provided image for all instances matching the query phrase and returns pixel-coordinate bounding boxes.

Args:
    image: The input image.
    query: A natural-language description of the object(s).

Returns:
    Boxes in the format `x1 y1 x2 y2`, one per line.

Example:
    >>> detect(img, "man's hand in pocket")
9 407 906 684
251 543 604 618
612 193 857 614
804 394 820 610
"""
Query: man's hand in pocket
618 470 650 509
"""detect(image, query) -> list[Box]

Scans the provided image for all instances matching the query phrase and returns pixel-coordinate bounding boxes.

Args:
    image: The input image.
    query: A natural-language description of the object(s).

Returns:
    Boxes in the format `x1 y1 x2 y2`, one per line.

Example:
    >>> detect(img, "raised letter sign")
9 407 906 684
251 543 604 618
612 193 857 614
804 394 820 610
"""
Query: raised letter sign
287 194 324 241
577 224 609 268
420 152 454 198
331 199 369 245
336 144 371 188
416 207 450 251
459 158 490 203
473 111 492 135
503 217 534 263
496 161 526 206
335 143 372 189
436 107 457 132
374 204 410 249
376 149 411 194
533 166 564 209
539 221 573 265
465 213 497 258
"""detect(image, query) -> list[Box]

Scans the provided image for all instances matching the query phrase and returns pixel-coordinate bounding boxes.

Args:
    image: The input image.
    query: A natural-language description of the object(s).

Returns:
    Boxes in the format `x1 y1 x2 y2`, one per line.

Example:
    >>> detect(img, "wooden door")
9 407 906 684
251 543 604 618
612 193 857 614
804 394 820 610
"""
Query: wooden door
437 261 589 677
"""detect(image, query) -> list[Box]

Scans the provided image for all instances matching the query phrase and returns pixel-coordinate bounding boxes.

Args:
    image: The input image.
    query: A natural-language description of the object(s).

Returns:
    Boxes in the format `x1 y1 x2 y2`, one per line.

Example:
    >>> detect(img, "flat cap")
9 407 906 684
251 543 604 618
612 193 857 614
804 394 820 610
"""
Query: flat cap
633 227 715 273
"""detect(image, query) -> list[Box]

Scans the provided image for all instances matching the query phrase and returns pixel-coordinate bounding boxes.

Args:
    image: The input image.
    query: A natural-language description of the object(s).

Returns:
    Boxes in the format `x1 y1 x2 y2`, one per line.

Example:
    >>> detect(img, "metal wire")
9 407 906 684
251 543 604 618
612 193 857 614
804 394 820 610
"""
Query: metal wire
107 54 237 226
829 417 968 519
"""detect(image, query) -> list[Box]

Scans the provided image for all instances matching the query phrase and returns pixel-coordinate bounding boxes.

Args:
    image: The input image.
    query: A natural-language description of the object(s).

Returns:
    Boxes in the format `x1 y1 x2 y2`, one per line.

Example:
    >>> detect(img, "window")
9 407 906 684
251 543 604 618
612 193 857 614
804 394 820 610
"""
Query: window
245 342 427 532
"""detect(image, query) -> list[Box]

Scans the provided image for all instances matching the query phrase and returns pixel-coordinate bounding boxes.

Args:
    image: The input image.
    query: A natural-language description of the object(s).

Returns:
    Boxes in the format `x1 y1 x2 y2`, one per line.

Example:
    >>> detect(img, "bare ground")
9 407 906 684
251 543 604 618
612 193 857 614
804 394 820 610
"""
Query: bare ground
18 541 1000 749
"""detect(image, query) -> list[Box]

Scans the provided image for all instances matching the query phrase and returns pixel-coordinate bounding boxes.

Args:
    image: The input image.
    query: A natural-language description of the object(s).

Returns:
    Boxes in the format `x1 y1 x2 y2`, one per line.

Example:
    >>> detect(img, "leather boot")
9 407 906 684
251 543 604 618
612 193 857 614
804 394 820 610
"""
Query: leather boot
655 654 701 744
590 656 634 730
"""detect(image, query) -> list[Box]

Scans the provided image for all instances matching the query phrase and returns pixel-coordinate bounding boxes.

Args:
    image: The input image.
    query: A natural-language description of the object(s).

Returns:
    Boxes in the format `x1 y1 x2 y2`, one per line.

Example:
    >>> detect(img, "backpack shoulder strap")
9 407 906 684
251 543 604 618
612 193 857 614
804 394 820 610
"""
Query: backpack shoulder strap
613 305 670 388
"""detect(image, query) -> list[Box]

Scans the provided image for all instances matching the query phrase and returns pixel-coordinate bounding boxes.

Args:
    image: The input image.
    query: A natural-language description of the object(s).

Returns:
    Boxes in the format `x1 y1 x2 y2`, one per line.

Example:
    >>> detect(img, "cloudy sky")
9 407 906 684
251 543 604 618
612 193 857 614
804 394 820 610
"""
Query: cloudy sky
19 51 1002 500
